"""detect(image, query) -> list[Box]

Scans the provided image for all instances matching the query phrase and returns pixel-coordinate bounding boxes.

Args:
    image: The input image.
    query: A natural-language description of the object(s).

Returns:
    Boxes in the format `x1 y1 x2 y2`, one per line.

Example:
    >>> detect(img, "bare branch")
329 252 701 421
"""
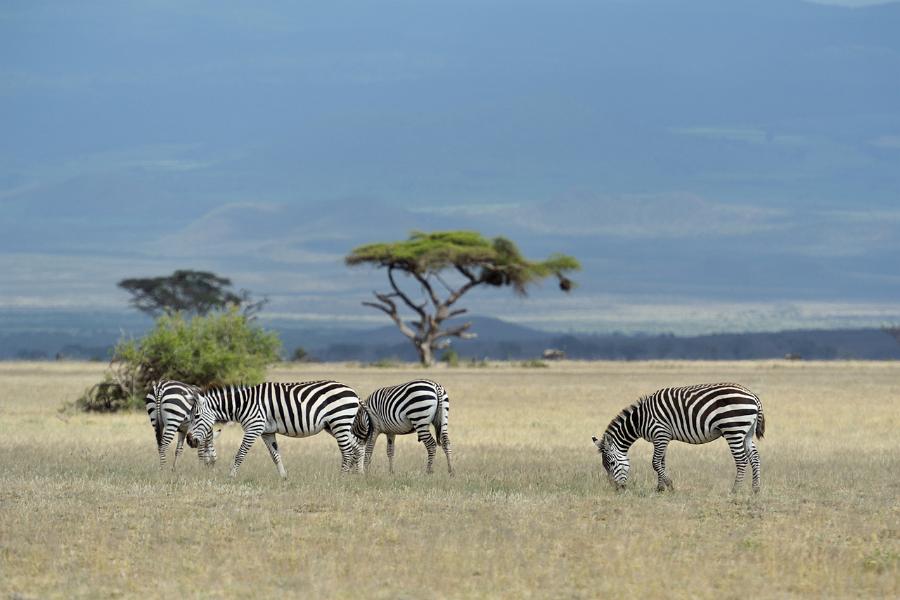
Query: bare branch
434 272 455 294
455 265 477 283
444 279 481 308
388 266 427 319
412 271 441 309
362 292 417 340
434 321 478 341
361 301 391 315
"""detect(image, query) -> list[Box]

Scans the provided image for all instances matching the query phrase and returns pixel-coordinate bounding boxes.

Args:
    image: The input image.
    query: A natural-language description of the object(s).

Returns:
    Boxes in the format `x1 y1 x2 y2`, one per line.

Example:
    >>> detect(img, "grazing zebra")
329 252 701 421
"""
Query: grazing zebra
351 379 453 475
592 383 765 493
186 381 362 478
145 380 218 470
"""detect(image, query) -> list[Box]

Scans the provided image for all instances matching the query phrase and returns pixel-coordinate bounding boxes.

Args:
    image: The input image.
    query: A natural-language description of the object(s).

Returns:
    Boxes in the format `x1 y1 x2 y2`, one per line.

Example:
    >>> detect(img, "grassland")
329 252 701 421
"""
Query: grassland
1 360 898 598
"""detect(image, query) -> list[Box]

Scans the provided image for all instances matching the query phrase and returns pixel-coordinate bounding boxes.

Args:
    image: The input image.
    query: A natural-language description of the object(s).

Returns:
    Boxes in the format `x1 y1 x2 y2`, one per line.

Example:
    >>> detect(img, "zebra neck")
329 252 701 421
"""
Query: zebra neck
604 405 642 450
207 387 246 421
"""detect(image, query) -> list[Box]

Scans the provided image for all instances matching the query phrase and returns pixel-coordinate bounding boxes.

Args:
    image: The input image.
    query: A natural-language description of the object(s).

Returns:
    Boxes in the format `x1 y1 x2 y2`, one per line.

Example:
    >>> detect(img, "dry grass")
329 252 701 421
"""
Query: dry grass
1 360 898 599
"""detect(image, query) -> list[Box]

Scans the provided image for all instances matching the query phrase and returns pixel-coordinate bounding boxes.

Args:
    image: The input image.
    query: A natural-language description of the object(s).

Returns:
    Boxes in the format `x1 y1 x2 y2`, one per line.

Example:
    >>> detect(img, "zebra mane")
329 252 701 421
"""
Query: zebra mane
605 397 647 435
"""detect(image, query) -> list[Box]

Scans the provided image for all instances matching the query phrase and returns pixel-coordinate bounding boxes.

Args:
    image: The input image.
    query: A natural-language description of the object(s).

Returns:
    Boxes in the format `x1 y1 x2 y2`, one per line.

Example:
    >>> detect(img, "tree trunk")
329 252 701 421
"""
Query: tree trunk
416 340 435 367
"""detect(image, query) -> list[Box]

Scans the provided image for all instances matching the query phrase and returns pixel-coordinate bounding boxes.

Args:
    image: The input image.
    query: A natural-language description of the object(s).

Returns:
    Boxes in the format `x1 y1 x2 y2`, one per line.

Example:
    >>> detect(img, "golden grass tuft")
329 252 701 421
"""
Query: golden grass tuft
1 360 898 598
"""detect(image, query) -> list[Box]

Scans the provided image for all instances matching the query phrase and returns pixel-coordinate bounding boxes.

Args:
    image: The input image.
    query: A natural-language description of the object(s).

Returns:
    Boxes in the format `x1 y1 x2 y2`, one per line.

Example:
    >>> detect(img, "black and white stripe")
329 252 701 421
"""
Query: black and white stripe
186 381 362 478
592 383 765 492
351 379 453 475
145 380 217 470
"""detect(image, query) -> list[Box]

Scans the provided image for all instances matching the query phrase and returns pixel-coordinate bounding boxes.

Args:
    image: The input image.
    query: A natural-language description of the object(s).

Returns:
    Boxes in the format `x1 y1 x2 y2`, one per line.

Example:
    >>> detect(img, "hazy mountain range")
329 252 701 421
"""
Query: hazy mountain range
3 311 899 362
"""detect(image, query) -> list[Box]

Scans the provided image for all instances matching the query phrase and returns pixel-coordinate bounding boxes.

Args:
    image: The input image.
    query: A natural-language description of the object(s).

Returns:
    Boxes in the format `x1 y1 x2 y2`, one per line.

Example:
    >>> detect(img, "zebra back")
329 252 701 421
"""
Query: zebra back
200 380 361 436
362 379 445 432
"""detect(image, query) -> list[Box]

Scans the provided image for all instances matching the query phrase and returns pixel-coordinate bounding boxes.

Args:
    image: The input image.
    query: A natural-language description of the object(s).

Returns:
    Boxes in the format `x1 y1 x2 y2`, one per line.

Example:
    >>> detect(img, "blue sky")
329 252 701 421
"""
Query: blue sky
1 1 899 334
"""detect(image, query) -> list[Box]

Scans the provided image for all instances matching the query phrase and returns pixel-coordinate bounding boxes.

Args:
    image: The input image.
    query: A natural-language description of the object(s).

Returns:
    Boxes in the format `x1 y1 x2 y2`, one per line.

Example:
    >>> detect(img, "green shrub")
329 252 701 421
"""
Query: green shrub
76 309 281 412
440 348 460 367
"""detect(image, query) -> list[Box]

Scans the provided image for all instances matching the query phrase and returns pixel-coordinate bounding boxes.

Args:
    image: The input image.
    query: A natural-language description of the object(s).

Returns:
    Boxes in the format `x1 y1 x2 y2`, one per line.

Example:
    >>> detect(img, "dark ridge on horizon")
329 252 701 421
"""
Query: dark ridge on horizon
2 313 898 361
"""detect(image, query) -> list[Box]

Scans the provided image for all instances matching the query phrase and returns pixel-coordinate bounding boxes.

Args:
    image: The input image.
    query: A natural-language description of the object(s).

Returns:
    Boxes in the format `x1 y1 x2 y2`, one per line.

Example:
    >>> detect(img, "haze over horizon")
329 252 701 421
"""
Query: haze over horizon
2 1 899 335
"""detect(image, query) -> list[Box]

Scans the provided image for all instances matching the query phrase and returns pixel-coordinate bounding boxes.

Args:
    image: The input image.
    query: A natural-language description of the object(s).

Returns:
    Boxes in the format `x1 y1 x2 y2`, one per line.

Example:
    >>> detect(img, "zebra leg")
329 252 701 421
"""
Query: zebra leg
363 432 378 475
725 431 750 492
200 428 221 467
652 437 672 492
230 429 262 477
206 442 218 467
172 430 186 471
261 433 287 479
157 425 177 470
660 447 673 491
415 424 437 474
433 419 453 475
748 439 761 493
386 434 396 475
353 438 364 474
157 443 168 470
440 428 453 476
335 430 357 473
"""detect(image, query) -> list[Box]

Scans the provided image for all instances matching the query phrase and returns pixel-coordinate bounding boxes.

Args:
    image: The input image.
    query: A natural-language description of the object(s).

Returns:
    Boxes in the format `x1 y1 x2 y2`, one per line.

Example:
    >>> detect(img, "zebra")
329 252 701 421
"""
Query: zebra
591 383 765 493
185 380 362 479
351 379 452 475
145 380 219 470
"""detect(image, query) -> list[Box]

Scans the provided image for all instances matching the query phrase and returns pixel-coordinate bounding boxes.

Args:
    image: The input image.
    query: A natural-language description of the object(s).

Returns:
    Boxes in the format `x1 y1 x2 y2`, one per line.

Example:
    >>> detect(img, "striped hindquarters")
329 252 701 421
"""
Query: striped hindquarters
365 379 442 435
145 380 197 446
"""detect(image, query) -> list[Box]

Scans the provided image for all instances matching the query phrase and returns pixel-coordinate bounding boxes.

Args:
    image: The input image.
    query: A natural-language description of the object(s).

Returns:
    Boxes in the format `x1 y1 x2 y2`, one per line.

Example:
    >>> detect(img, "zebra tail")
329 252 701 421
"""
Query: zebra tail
439 386 450 441
755 406 766 439
154 388 164 447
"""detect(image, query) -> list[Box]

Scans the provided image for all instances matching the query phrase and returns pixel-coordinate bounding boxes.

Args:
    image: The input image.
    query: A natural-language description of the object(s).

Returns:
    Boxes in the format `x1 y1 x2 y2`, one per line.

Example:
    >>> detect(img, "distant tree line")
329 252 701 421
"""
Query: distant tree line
307 328 900 362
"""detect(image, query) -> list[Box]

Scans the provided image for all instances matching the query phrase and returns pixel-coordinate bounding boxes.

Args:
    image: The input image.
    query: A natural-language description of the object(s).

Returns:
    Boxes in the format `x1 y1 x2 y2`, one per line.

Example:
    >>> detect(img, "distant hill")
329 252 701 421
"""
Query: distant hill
2 311 899 362
304 317 900 362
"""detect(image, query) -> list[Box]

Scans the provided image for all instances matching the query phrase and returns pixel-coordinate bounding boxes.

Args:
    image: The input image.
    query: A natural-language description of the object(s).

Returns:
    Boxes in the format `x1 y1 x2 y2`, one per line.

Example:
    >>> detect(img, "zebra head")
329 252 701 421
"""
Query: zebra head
592 434 629 489
186 393 214 450
351 404 372 444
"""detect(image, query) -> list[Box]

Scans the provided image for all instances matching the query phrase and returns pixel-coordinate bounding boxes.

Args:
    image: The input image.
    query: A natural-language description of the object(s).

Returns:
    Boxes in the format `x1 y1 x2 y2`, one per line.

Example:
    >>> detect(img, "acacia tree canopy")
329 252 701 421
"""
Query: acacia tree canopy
118 269 266 317
346 231 580 365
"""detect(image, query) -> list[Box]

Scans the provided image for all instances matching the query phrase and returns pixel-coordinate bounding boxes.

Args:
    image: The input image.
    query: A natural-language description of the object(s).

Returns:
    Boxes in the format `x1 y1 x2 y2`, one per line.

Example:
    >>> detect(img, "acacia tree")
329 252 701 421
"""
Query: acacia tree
118 269 266 318
346 231 580 365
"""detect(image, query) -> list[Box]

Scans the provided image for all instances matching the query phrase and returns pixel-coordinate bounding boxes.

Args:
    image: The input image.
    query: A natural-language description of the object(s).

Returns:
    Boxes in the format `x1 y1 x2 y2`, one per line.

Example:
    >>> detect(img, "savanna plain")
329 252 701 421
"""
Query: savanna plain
1 360 898 599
